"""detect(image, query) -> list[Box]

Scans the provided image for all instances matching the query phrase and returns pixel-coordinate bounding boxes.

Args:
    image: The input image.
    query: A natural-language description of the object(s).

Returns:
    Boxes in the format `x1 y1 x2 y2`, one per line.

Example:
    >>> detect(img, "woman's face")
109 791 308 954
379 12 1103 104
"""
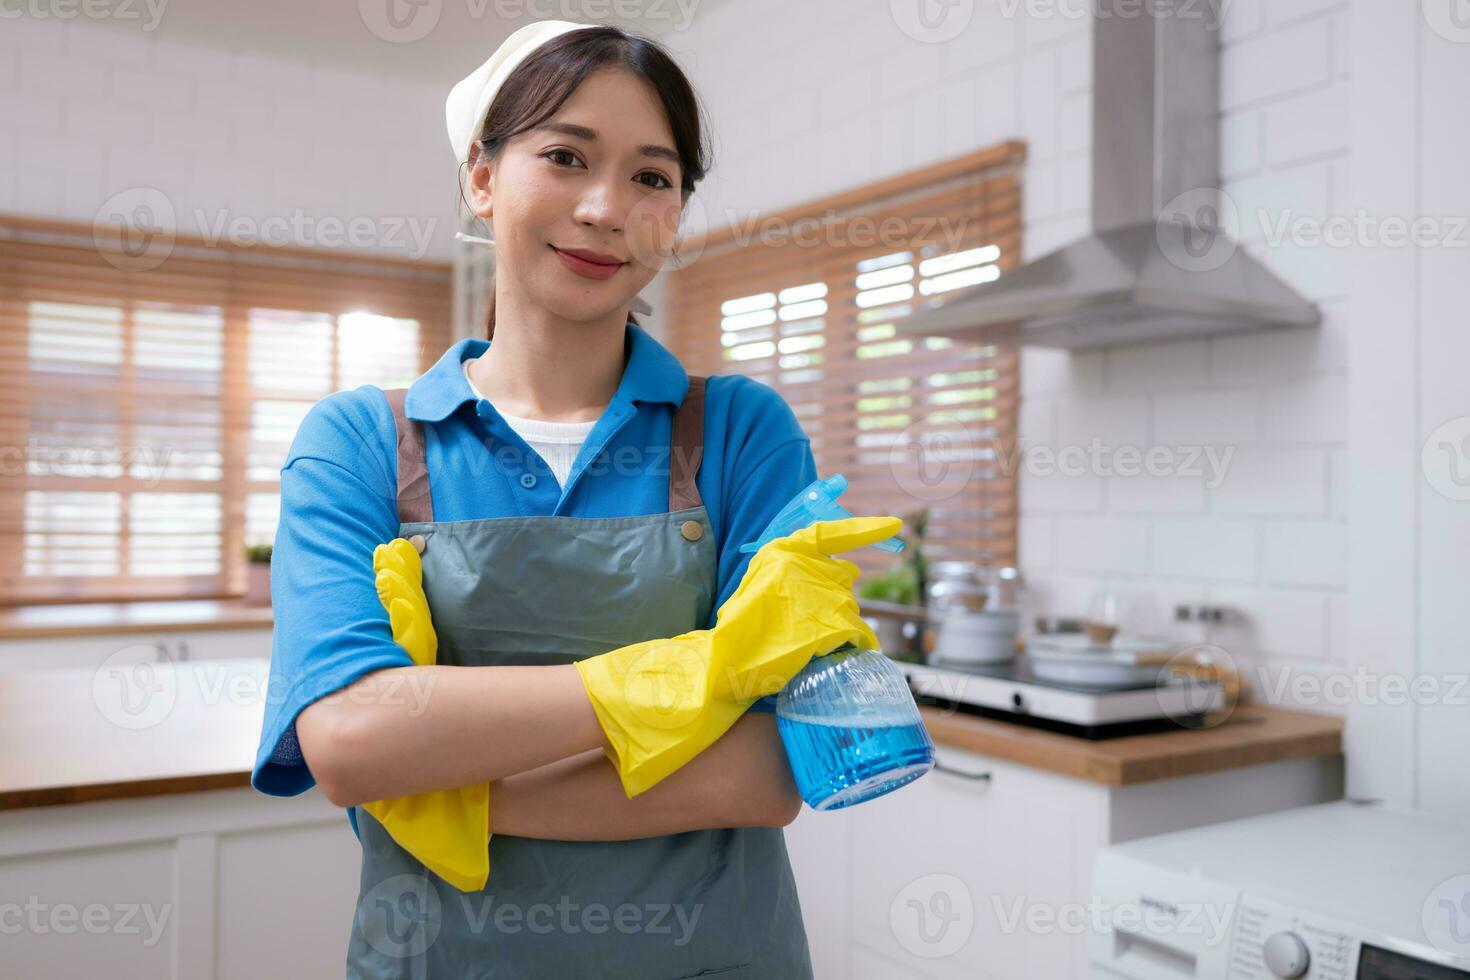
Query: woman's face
469 67 685 323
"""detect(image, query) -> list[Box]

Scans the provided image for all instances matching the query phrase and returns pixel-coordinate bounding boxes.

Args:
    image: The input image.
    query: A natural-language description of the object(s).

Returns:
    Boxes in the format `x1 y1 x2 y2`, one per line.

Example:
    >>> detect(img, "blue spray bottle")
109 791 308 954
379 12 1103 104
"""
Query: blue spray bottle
747 474 936 810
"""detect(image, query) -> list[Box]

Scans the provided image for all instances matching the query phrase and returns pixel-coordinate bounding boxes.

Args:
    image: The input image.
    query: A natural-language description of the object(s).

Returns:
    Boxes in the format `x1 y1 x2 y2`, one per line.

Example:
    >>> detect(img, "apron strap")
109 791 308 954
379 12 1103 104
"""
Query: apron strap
383 374 705 521
382 387 434 524
669 375 707 512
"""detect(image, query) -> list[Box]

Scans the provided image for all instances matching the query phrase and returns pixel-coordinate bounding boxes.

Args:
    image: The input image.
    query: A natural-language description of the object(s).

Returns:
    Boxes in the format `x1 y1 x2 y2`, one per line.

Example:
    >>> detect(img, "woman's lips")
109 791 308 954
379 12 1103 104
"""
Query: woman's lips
551 245 625 281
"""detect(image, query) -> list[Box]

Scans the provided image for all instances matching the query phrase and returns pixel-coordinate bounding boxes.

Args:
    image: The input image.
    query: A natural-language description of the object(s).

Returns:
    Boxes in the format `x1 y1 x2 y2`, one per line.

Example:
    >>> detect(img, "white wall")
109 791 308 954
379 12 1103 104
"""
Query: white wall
1412 3 1470 822
1347 0 1470 818
1018 0 1354 715
663 0 1090 256
1 17 455 261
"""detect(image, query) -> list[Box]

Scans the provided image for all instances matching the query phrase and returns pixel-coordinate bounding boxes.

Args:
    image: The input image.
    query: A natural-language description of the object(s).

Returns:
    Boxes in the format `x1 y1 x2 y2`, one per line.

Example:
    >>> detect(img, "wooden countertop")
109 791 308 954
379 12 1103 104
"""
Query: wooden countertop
0 657 264 810
920 701 1343 786
0 658 1343 812
0 599 273 640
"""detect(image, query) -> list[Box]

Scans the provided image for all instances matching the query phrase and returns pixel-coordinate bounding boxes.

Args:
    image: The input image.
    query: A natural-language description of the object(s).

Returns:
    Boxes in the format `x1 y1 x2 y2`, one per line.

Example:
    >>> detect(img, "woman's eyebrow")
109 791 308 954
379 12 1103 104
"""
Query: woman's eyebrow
535 121 680 164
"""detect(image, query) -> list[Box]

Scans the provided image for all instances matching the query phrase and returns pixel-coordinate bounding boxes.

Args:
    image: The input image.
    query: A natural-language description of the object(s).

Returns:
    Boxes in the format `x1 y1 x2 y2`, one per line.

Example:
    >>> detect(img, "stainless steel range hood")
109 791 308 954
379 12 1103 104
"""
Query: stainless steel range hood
897 1 1320 349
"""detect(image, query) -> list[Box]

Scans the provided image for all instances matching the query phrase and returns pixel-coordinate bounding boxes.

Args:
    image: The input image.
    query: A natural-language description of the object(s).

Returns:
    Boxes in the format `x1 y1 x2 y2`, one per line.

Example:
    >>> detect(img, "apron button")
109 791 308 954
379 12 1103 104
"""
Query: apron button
680 520 704 542
408 534 426 554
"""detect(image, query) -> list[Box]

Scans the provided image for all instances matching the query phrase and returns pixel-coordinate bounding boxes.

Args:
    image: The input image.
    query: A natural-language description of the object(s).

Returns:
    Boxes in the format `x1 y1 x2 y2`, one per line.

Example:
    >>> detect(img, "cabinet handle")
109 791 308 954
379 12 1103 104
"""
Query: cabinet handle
933 760 992 782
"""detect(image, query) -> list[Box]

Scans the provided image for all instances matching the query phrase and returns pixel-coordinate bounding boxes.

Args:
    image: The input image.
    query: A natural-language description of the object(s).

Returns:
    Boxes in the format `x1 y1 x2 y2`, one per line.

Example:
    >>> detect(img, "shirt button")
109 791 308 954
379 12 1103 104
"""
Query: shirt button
520 473 537 489
680 520 704 542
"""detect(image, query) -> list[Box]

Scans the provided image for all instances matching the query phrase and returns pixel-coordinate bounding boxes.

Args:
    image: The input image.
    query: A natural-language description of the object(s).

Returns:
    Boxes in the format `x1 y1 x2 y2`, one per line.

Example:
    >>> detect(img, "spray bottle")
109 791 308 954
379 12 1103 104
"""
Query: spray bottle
749 474 936 810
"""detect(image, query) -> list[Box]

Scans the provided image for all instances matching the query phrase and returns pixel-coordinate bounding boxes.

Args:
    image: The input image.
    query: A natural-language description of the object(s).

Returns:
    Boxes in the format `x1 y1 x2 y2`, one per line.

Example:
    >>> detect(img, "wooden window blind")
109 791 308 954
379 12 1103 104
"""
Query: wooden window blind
667 142 1024 574
0 215 451 606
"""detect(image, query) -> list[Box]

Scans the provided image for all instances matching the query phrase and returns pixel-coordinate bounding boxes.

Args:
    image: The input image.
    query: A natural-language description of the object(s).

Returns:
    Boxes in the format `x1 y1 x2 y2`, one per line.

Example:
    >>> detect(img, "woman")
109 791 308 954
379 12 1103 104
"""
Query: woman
252 21 895 978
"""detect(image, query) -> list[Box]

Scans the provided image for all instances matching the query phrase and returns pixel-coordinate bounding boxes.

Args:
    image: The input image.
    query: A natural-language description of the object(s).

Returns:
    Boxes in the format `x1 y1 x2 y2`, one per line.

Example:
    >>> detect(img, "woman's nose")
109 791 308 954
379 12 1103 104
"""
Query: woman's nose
572 179 633 233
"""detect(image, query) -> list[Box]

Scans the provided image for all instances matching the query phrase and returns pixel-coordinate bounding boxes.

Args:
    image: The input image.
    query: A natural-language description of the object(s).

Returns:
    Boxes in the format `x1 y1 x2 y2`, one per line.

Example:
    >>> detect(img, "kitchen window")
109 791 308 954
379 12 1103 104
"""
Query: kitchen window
667 141 1024 571
0 216 451 606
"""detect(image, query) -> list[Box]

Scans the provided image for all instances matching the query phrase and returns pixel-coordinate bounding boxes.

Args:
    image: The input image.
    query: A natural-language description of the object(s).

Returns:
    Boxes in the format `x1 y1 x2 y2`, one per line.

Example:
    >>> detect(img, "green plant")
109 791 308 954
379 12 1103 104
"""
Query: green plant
857 506 929 607
245 543 273 564
858 564 920 605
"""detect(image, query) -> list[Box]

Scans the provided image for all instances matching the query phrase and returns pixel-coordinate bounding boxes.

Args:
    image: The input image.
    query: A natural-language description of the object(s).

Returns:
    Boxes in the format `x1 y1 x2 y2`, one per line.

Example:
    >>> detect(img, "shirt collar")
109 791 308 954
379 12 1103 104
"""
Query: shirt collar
404 320 690 423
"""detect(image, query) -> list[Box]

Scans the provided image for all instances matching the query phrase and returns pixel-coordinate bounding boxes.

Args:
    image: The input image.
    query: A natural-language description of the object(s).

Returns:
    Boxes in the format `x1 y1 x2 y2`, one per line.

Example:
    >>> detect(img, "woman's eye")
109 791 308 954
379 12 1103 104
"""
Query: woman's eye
638 172 674 190
544 149 582 167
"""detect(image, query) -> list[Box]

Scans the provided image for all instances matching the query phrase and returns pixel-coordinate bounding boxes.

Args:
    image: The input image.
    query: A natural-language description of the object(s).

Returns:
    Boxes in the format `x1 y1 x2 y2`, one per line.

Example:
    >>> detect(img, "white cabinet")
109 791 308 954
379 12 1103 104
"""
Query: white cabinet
0 628 271 672
171 629 272 662
0 787 358 980
784 741 1343 980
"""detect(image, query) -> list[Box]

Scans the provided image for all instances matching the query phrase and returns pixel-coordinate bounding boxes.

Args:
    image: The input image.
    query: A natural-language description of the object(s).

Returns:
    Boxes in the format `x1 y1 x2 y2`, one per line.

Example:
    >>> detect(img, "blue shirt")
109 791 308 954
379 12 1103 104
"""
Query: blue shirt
252 321 817 803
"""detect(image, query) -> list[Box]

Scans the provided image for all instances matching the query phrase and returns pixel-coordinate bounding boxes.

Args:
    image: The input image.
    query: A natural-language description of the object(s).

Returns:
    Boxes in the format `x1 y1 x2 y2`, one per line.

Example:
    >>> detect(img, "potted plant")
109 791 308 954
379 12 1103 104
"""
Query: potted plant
244 543 273 607
856 507 929 657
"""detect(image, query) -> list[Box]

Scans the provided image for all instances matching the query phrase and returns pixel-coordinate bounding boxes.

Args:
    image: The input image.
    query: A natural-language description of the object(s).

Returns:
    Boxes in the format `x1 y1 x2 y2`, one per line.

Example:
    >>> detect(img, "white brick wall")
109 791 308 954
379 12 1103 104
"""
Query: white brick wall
670 1 1359 713
2 17 454 260
669 0 1090 259
669 1 1363 710
1019 1 1354 714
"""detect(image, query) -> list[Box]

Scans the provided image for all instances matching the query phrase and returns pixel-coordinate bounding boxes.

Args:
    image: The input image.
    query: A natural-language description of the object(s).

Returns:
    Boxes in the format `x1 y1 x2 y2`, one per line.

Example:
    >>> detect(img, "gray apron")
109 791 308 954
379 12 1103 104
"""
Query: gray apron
345 378 814 980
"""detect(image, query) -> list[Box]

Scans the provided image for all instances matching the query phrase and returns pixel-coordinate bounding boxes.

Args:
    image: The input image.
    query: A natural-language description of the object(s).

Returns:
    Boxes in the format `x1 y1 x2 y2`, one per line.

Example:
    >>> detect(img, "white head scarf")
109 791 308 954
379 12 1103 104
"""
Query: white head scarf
447 19 654 316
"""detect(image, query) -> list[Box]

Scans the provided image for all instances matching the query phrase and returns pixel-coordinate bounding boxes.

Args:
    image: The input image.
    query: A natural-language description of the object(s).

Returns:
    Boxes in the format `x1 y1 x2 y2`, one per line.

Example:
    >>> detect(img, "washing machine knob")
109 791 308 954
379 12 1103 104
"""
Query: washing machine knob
1263 931 1310 978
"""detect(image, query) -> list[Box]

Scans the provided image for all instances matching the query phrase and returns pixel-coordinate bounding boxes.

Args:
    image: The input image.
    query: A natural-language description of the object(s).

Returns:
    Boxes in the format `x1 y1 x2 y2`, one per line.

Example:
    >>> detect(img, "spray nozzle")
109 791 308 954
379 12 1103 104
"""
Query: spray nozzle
739 474 906 554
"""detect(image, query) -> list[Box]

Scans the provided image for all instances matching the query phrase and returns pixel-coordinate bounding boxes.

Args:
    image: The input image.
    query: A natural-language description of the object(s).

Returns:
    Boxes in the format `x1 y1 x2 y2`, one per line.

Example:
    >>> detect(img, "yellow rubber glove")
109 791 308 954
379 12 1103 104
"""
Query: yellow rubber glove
575 514 903 798
360 537 491 893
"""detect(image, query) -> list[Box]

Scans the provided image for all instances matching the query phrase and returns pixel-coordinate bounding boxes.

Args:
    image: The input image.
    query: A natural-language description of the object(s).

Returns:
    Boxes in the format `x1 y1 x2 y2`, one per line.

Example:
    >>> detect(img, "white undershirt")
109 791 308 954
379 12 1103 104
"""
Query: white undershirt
463 357 598 488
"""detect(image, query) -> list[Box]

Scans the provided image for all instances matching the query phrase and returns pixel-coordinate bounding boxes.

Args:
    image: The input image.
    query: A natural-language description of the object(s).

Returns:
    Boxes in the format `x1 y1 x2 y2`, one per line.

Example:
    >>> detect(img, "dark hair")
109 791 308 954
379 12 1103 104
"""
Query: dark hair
457 25 713 339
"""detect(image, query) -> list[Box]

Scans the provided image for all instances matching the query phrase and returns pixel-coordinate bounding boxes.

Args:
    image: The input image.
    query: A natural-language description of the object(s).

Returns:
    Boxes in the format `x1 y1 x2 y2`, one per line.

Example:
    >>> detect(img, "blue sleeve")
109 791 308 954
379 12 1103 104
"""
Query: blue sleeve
251 388 414 797
706 378 820 715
